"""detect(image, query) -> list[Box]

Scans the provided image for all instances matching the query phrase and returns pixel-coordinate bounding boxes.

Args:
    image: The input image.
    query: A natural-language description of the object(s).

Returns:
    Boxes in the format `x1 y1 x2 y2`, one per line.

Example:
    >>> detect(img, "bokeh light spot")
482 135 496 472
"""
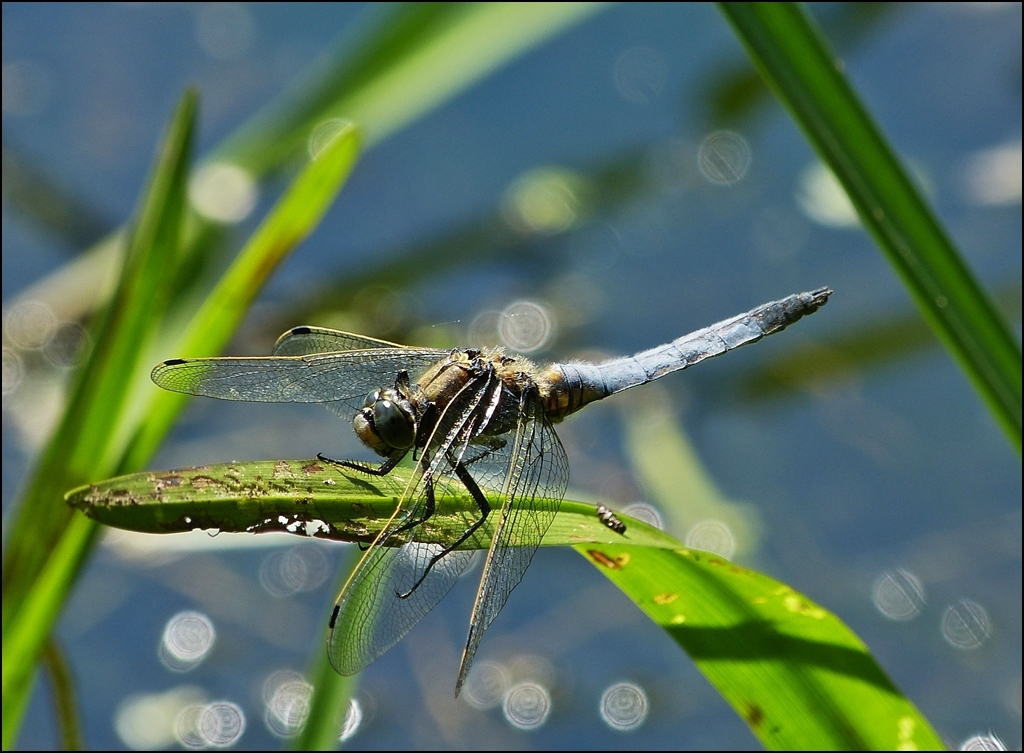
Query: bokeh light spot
960 732 1007 751
600 681 649 731
259 546 330 597
159 611 216 672
5 300 58 350
499 300 553 353
339 698 364 742
2 59 52 116
963 140 1021 206
462 660 511 711
263 670 312 738
43 321 90 367
872 569 926 621
115 687 206 750
942 599 991 650
613 46 668 103
503 167 585 234
189 161 258 223
196 3 256 60
468 310 502 347
308 118 356 160
685 520 735 559
697 130 751 186
174 704 208 750
2 348 23 396
503 682 551 731
198 701 246 748
795 162 859 228
622 502 663 530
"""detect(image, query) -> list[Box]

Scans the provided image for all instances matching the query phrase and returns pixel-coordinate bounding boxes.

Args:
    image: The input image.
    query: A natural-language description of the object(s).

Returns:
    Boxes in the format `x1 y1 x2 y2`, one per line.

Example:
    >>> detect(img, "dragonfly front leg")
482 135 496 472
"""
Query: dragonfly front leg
316 453 407 551
397 460 491 599
315 452 403 477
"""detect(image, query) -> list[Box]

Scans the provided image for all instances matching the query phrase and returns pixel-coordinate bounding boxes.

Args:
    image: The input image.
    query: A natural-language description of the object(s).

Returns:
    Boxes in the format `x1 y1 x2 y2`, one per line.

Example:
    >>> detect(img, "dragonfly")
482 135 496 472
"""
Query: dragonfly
151 287 831 695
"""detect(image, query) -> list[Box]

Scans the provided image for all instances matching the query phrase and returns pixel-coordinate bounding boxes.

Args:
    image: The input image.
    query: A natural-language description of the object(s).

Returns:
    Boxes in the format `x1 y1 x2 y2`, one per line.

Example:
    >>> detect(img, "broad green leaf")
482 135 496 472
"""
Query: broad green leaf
718 3 1022 452
2 91 197 748
576 543 944 750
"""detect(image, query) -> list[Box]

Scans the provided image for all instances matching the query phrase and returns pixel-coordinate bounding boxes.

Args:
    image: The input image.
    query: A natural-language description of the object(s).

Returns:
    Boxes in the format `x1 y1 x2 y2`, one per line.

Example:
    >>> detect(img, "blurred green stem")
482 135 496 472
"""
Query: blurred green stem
41 637 83 751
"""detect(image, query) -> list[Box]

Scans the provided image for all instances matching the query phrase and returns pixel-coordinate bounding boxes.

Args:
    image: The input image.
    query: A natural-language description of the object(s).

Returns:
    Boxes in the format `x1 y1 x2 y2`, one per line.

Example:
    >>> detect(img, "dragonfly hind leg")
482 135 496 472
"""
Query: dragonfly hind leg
396 461 491 599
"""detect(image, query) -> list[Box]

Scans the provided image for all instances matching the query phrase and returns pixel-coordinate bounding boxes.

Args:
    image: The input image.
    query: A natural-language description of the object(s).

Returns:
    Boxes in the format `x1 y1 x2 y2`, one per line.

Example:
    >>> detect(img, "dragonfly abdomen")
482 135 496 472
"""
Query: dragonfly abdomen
542 288 831 420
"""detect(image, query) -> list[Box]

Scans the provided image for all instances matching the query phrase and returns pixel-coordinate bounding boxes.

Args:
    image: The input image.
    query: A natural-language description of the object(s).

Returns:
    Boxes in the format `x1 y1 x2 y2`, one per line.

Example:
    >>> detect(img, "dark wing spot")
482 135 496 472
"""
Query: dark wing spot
329 604 340 629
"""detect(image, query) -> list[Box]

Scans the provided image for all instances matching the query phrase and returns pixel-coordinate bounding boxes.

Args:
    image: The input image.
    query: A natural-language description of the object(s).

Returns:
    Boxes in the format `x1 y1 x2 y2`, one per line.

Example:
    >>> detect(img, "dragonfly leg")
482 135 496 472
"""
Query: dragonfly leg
397 460 491 599
385 470 437 545
315 452 403 477
460 442 503 468
314 453 407 549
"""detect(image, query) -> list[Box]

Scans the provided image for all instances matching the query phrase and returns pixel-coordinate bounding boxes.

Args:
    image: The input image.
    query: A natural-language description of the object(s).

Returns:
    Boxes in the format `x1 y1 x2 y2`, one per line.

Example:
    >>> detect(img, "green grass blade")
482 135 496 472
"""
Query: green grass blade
4 114 358 751
1 91 196 625
215 2 606 172
718 2 1022 453
2 92 197 747
576 543 944 750
2 516 100 750
120 124 363 471
40 638 84 752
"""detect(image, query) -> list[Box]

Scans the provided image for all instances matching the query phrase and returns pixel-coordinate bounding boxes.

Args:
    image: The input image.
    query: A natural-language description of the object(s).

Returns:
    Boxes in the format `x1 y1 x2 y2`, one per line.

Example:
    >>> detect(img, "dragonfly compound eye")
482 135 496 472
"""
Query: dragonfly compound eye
371 399 415 450
352 410 389 457
363 389 382 408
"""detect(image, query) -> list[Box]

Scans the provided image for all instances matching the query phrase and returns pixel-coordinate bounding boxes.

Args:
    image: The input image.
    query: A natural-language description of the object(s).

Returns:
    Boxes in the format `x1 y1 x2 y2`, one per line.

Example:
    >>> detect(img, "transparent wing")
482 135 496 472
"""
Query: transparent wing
327 370 506 675
455 390 568 695
272 326 418 356
151 348 446 418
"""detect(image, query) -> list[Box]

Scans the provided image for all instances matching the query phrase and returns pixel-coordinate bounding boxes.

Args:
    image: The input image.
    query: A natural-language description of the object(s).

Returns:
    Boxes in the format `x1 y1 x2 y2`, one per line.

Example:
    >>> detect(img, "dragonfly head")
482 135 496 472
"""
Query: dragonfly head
353 388 417 457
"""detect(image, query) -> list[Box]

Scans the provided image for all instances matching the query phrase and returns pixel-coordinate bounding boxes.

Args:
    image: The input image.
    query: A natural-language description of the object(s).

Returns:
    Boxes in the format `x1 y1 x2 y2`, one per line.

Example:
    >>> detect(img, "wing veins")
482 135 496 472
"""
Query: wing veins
326 367 504 676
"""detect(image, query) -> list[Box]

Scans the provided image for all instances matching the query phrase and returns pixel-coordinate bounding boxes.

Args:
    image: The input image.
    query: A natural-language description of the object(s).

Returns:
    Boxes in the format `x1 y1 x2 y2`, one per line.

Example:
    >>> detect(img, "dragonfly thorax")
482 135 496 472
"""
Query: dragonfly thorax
353 387 418 457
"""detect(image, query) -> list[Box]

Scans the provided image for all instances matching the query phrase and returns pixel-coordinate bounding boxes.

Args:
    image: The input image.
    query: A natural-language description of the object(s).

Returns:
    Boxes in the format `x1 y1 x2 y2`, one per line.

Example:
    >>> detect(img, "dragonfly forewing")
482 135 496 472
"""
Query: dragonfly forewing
151 349 445 417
